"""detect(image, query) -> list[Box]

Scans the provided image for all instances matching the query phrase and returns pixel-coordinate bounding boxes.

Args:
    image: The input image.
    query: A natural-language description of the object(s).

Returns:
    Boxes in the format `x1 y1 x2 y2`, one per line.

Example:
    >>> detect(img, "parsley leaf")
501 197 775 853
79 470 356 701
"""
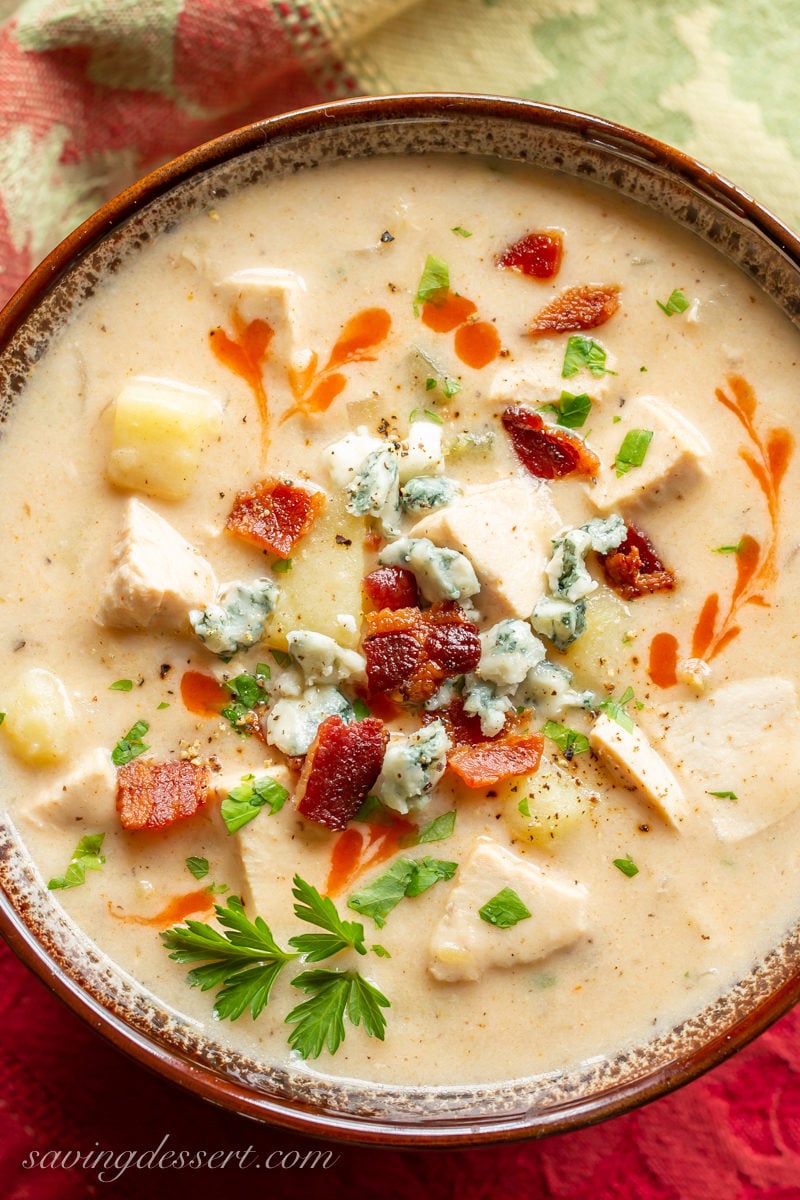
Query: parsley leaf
0 712 6 726
289 875 368 959
478 887 531 929
270 649 293 669
614 428 653 477
708 789 738 800
656 288 690 316
109 678 134 692
414 346 461 400
714 541 745 554
542 719 590 760
221 774 288 835
111 719 149 766
48 833 106 891
417 810 457 844
348 856 457 928
161 895 298 1021
271 558 293 573
415 254 449 309
613 855 639 878
186 856 210 880
451 225 473 238
562 335 613 379
540 391 592 429
220 667 270 736
286 969 389 1059
518 797 531 817
596 686 638 732
408 407 444 426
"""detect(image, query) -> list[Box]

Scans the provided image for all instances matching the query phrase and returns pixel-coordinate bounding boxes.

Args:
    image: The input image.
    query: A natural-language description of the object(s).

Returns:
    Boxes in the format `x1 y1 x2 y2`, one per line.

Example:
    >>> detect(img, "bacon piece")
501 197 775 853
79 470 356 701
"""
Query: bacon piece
116 760 209 831
295 715 388 831
529 284 620 335
363 565 420 611
448 732 544 789
226 478 325 558
497 231 563 280
422 699 493 747
600 524 676 600
363 603 481 702
502 405 600 480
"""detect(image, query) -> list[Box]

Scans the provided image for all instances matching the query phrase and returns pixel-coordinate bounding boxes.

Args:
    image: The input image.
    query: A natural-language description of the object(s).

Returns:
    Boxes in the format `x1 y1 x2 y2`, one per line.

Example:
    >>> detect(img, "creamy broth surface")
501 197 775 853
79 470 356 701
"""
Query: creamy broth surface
2 155 800 1088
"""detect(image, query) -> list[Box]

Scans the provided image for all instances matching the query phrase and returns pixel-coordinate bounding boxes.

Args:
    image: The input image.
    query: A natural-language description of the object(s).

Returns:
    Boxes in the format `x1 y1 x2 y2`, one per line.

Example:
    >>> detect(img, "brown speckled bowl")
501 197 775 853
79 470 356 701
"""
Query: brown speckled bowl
2 94 800 1146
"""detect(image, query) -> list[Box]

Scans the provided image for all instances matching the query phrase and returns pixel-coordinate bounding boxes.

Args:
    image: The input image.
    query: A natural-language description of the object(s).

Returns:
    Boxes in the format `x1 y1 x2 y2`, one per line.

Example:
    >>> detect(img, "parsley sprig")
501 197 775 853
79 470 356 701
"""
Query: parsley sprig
48 833 106 891
162 875 390 1059
221 665 271 736
111 719 149 766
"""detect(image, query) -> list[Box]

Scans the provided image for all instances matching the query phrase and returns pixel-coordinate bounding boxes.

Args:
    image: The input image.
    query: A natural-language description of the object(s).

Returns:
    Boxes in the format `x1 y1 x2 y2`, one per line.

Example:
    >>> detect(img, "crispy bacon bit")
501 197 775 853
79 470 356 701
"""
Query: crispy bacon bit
422 699 494 747
116 760 209 831
226 478 325 558
363 603 481 702
600 524 676 600
502 405 600 480
497 231 563 280
529 284 620 335
295 715 388 831
448 732 544 789
363 565 420 611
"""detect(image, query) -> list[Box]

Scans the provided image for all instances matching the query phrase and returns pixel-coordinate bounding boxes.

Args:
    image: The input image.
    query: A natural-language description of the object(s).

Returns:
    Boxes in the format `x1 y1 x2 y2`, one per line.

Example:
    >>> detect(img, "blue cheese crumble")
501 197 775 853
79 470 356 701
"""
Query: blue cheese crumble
189 579 277 657
379 536 480 603
264 685 353 757
374 721 451 814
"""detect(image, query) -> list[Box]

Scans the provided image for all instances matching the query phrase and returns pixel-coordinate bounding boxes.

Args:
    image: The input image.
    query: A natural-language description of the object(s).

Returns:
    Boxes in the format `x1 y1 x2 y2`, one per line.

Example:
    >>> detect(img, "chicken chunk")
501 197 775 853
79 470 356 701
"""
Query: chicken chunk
217 268 307 370
24 748 116 831
590 713 687 828
641 677 800 841
428 836 588 982
97 499 217 635
410 479 562 624
587 395 710 513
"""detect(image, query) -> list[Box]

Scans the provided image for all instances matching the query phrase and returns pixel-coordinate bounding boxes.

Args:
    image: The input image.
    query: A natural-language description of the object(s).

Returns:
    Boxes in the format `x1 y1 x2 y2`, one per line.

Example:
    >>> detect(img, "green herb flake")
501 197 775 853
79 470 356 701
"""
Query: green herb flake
613 855 639 878
0 712 5 726
111 719 150 766
657 288 690 316
518 797 531 818
109 678 134 692
409 406 444 426
562 335 614 379
451 225 473 238
614 428 654 477
286 968 389 1059
270 649 293 669
205 882 230 895
542 719 590 760
156 701 170 710
540 390 592 430
478 887 532 929
353 794 387 824
48 833 106 891
708 790 738 800
348 857 457 928
186 856 210 880
417 810 456 845
272 558 293 573
221 774 289 834
351 697 371 720
425 377 436 391
221 668 271 736
597 686 638 733
414 254 450 310
714 541 745 554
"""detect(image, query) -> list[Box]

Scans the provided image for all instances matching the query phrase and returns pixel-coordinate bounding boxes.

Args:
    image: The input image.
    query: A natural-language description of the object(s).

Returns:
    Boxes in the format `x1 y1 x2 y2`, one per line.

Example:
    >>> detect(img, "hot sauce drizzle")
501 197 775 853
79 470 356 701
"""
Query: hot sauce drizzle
327 818 415 896
180 670 228 717
648 632 679 688
421 291 501 369
284 307 391 420
209 312 273 456
109 888 214 927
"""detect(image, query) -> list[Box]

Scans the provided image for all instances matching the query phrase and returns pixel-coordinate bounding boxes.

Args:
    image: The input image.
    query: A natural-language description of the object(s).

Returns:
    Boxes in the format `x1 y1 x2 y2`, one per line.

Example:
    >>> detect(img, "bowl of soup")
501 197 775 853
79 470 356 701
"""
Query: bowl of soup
2 93 800 1145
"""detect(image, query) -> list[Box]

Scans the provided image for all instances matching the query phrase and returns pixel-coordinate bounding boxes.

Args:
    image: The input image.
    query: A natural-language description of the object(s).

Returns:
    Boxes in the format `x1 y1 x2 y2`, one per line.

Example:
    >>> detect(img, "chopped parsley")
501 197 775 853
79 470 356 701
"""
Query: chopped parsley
714 541 745 554
157 701 170 710
271 558 293 573
708 789 738 801
614 428 653 477
478 887 532 929
109 678 134 692
613 855 639 878
270 649 293 669
539 391 592 429
596 686 640 733
111 719 149 766
414 254 450 309
347 856 457 928
417 809 457 844
657 288 690 316
542 719 591 760
48 833 106 891
351 697 371 720
414 346 461 399
221 774 289 834
562 335 613 379
185 856 210 880
409 407 444 425
221 666 270 736
0 712 5 726
518 797 531 817
451 225 473 237
162 877 390 1058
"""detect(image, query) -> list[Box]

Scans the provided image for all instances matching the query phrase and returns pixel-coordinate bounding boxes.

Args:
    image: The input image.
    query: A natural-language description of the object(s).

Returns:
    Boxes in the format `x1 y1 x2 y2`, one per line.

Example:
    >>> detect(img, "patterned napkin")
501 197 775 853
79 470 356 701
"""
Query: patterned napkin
2 2 800 1197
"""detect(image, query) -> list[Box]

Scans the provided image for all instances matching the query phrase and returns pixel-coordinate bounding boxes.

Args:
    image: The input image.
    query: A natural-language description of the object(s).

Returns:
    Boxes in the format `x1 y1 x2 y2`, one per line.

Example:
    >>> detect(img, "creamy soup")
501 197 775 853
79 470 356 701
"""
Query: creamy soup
2 154 800 1090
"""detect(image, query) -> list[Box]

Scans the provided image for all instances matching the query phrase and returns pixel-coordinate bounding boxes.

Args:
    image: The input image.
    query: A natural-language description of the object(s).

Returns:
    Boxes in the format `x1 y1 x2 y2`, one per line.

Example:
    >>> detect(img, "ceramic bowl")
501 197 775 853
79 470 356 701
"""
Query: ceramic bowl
2 94 800 1146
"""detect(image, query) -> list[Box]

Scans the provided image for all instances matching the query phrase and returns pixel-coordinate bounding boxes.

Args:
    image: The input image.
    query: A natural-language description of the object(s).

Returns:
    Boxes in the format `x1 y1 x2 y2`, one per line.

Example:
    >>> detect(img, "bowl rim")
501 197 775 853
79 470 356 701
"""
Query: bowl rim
2 91 800 1147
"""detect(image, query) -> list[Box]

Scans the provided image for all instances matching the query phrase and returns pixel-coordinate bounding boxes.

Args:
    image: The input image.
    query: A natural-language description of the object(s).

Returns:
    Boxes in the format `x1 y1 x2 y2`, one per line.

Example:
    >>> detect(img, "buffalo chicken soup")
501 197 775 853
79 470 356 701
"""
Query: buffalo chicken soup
2 155 800 1087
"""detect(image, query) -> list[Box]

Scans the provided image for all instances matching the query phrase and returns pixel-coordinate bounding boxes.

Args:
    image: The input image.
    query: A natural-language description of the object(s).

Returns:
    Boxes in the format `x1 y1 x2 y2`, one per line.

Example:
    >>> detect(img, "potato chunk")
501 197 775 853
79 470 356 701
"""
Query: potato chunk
267 492 365 650
504 758 598 848
107 376 222 500
2 668 75 765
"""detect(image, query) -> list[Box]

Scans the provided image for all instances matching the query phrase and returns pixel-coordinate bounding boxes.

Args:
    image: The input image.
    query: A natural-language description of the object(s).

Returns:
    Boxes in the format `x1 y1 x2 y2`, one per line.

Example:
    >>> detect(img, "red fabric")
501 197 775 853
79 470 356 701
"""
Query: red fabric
2 936 800 1199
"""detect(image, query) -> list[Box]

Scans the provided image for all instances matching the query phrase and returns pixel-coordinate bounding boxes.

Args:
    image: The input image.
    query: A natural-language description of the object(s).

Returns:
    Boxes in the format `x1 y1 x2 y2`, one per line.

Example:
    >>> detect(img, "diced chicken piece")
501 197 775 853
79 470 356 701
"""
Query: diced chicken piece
641 678 800 841
410 479 562 624
107 375 222 501
587 395 710 513
24 748 116 831
490 349 616 407
428 836 587 983
97 499 218 635
590 713 687 828
217 268 307 370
